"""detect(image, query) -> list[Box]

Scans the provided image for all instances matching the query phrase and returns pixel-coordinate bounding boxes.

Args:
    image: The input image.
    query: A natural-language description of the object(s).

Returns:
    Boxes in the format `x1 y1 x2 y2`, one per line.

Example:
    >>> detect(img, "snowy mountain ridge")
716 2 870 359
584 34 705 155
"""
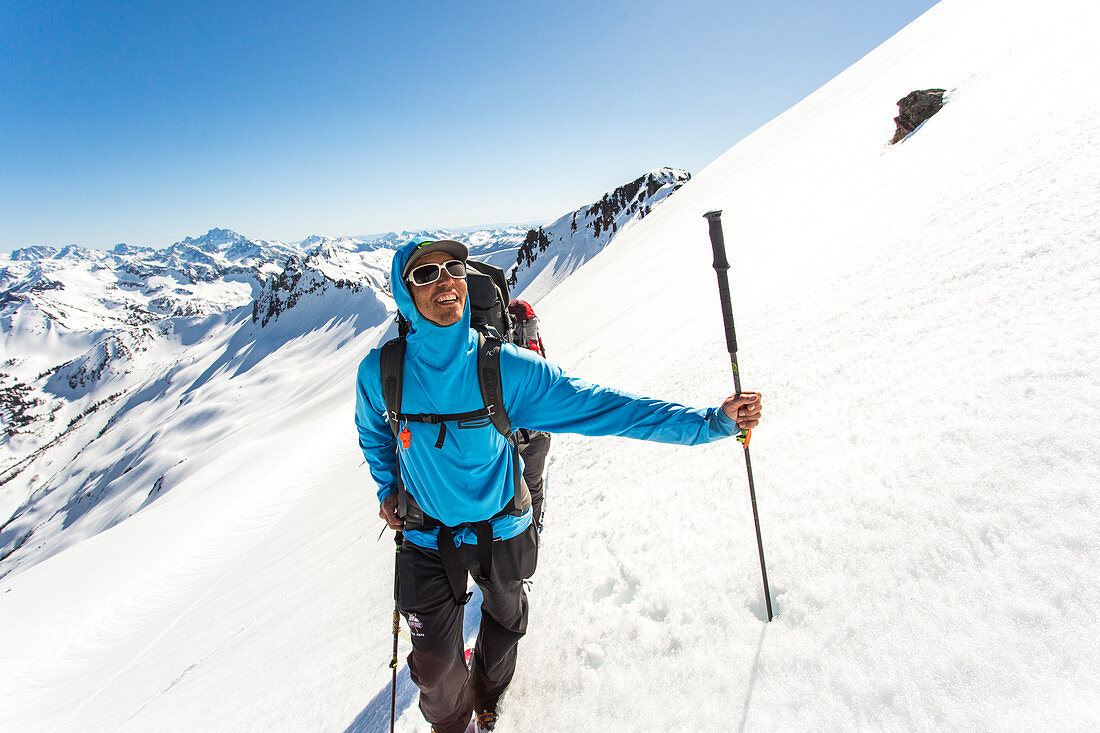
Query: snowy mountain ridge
0 167 688 574
505 167 689 300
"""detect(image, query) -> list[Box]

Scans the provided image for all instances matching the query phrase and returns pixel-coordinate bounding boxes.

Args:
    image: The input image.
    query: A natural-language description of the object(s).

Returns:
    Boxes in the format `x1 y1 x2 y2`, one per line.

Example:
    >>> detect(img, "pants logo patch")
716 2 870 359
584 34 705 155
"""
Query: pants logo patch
407 613 426 637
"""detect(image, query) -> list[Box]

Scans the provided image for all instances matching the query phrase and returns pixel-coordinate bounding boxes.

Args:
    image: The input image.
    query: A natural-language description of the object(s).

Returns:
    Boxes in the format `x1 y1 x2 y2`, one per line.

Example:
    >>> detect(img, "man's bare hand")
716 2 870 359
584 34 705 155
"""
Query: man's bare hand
379 493 403 530
722 391 762 430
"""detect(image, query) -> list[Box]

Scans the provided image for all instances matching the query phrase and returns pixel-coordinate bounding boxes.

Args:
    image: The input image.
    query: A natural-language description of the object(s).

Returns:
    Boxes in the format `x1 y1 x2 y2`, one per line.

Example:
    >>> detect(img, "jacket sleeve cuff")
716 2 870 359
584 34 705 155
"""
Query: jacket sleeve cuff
709 406 741 436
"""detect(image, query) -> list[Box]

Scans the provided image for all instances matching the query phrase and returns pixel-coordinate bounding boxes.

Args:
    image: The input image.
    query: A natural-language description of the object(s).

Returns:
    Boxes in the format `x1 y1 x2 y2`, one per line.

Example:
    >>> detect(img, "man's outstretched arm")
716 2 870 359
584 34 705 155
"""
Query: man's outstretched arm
502 346 762 445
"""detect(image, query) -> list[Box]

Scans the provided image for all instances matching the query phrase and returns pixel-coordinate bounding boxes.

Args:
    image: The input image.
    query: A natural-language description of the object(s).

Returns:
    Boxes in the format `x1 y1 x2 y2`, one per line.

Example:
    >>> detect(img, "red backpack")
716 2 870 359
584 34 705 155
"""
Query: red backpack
507 299 545 357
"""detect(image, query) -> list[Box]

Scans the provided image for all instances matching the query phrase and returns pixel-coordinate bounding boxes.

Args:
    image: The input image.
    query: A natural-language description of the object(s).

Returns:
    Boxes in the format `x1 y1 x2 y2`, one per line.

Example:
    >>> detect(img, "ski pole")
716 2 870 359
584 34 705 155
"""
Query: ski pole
704 210 774 622
390 531 403 732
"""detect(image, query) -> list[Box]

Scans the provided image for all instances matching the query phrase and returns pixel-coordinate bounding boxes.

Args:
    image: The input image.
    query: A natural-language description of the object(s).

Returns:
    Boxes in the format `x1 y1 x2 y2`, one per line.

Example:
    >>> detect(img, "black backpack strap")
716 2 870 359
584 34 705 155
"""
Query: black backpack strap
475 521 494 583
476 334 531 514
380 336 414 520
380 337 406 440
395 407 495 449
436 526 474 605
476 333 513 440
434 519 497 606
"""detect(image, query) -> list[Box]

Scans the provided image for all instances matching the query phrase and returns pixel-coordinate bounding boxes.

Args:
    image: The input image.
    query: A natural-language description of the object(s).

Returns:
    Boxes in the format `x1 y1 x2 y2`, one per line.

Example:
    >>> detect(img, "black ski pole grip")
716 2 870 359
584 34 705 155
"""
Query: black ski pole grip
704 210 739 358
705 210 729 271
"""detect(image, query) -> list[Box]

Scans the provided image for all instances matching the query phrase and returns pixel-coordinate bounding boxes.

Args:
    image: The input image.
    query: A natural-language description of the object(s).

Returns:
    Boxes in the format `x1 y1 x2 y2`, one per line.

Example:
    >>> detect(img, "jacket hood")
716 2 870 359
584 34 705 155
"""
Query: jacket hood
391 237 473 367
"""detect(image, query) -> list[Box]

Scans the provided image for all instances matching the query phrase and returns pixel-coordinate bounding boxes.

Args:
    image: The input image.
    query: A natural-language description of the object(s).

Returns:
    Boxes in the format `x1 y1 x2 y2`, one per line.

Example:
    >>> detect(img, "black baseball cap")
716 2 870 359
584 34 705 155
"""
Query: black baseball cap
401 239 469 280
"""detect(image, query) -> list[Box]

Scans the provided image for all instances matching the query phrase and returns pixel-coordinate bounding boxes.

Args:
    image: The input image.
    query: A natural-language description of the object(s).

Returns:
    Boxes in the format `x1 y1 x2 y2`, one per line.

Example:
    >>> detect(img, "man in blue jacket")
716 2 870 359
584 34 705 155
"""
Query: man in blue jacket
355 238 762 732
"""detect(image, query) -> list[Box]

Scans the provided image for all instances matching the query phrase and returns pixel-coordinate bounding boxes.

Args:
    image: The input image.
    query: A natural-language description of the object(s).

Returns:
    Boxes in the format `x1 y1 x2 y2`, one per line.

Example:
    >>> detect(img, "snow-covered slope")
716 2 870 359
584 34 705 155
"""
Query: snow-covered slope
2 0 1099 730
517 1 1100 729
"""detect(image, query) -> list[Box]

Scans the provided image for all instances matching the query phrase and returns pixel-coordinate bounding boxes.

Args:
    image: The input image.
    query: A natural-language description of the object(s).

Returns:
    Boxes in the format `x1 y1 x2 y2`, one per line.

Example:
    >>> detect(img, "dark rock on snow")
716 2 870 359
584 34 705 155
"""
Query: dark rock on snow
891 89 946 144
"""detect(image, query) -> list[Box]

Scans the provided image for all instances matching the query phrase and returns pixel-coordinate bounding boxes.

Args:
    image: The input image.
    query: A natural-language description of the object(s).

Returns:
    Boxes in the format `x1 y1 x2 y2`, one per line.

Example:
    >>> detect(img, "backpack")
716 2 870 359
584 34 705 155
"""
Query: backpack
467 260 514 341
507 299 545 357
394 261 545 357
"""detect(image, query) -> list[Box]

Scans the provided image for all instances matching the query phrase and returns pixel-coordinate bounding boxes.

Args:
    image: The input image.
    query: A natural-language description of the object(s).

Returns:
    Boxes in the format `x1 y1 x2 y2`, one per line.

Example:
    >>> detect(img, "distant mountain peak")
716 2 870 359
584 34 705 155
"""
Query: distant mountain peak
188 227 246 242
176 228 251 252
111 243 156 256
9 245 60 261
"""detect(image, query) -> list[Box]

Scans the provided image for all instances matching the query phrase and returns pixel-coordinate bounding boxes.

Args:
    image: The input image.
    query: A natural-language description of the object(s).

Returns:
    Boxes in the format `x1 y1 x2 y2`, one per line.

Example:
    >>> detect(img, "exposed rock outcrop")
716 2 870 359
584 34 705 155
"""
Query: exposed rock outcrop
891 89 947 143
251 255 364 327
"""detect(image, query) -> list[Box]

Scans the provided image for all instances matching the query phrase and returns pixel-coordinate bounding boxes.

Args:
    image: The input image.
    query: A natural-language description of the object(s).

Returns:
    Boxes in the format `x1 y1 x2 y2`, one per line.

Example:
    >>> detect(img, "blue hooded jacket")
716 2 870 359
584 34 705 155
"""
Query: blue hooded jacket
355 238 741 549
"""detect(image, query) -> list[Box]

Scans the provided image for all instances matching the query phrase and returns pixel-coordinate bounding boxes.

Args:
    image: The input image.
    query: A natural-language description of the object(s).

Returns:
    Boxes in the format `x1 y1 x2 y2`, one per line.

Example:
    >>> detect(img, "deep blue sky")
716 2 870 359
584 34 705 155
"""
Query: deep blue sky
1 0 939 252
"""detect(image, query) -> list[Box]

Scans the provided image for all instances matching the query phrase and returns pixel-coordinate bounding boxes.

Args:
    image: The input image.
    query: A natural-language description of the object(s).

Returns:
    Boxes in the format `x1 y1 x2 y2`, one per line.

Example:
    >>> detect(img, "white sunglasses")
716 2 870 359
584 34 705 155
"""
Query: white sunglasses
406 259 467 286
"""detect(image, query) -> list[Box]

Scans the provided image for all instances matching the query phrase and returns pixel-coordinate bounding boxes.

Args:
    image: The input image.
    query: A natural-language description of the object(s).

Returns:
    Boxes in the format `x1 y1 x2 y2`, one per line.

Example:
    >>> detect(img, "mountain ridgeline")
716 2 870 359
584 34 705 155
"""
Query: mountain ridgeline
506 168 689 299
0 167 688 576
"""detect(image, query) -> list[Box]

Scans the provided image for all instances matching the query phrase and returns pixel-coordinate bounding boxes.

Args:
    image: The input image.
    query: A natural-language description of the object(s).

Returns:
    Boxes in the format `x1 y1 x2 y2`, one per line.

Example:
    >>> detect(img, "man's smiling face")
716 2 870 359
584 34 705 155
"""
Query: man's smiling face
408 251 467 327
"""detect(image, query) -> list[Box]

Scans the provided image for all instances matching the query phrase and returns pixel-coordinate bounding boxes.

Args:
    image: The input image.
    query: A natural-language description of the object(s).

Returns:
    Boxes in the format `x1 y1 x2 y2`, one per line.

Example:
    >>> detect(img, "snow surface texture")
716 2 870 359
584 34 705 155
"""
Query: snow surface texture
2 0 1100 729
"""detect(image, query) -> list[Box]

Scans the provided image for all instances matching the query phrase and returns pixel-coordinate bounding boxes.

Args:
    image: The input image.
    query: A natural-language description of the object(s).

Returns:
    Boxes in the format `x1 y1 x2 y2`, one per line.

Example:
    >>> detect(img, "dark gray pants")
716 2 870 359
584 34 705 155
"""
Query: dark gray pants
398 525 538 733
517 430 550 529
